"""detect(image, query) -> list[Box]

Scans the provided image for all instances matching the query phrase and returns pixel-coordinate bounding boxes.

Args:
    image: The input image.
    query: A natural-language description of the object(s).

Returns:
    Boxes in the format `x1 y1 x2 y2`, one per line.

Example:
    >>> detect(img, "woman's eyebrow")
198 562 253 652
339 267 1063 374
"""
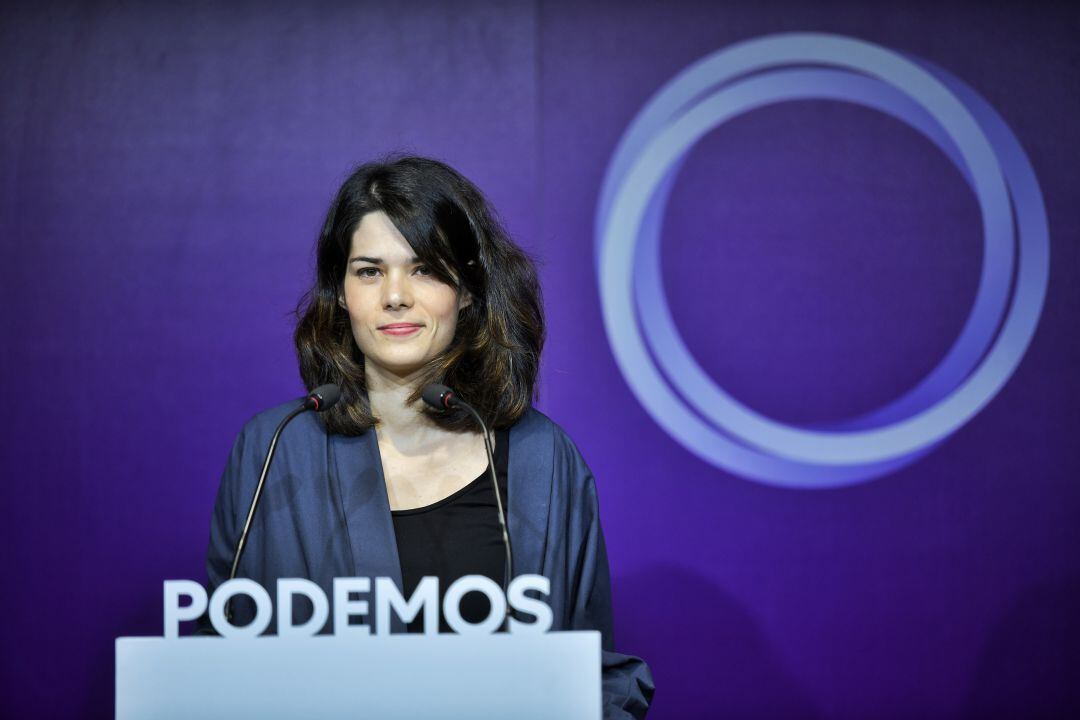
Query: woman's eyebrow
347 255 423 264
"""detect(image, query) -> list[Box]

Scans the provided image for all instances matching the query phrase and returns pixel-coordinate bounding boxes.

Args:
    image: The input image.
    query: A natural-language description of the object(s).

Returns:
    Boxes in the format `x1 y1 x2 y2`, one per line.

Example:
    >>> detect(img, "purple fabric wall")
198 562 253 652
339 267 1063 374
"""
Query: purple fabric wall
2 2 1078 717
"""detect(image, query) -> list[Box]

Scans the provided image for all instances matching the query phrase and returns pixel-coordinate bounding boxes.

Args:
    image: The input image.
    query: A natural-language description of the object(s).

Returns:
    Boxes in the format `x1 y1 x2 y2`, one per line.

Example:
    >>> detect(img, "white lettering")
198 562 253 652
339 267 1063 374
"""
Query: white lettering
208 578 273 638
443 575 506 635
163 580 207 639
163 575 555 638
507 575 553 633
332 577 371 636
277 578 330 637
375 577 438 635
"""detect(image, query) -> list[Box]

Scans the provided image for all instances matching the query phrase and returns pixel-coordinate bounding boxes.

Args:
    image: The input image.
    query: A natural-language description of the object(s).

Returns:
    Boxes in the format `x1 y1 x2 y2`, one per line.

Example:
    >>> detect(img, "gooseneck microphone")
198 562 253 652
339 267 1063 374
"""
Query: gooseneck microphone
421 383 514 609
225 384 341 622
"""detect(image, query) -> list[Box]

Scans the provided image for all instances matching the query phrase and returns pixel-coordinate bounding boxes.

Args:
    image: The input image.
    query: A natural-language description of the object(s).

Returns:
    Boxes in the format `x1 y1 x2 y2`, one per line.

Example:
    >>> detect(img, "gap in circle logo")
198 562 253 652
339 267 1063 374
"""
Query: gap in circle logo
594 32 1049 489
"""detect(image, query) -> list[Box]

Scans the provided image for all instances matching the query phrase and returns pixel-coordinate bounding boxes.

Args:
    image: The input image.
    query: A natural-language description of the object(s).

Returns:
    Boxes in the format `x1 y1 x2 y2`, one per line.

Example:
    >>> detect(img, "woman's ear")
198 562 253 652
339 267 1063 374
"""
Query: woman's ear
459 290 473 311
337 293 348 310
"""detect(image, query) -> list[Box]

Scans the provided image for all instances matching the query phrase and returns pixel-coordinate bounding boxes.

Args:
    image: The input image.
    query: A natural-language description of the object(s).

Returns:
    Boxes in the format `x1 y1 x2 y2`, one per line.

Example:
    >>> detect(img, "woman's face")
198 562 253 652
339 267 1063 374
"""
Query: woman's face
342 211 469 383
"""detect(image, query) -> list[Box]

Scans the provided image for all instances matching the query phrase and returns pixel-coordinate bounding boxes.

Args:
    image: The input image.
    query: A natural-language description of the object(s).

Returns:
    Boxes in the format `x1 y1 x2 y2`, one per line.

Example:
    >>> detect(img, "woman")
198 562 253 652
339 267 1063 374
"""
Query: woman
203 156 653 718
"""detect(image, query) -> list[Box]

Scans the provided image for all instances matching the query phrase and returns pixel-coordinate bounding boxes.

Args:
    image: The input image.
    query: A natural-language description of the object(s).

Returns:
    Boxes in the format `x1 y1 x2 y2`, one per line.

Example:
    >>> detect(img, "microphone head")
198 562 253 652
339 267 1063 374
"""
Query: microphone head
305 384 342 412
421 383 457 411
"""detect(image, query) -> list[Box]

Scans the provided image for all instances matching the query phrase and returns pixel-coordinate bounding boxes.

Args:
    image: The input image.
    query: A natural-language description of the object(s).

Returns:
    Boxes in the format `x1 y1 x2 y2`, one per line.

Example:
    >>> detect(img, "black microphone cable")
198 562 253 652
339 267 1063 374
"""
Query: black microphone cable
421 383 514 611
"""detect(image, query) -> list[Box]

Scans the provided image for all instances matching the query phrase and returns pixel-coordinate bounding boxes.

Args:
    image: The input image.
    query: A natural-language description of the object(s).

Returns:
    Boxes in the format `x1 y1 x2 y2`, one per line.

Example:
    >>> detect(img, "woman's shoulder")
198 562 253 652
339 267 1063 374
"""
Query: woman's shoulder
512 407 596 489
512 406 576 451
231 396 330 449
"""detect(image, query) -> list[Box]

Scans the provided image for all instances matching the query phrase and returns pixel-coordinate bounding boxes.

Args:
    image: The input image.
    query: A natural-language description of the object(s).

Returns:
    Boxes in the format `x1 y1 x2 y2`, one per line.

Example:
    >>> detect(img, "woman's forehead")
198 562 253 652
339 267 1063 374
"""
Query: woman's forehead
348 211 415 261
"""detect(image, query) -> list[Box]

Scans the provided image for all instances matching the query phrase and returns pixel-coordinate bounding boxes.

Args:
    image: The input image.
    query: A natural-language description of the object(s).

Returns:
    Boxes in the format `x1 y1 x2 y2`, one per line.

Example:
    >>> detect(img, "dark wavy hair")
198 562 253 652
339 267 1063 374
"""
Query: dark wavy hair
294 156 545 434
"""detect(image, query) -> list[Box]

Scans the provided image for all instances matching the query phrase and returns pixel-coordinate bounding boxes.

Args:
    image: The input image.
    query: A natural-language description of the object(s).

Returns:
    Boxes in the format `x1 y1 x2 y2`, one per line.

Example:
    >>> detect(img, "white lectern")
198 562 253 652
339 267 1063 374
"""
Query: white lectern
116 631 601 719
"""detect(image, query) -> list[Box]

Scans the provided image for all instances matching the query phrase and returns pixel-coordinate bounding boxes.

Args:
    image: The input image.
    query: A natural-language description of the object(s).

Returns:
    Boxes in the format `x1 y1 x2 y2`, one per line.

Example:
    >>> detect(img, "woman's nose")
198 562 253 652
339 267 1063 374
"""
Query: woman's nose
382 271 413 310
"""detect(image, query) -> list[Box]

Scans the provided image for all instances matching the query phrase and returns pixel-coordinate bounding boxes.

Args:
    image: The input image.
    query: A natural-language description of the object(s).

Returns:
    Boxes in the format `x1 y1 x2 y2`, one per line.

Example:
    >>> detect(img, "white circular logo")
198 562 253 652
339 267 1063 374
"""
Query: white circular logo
595 33 1049 488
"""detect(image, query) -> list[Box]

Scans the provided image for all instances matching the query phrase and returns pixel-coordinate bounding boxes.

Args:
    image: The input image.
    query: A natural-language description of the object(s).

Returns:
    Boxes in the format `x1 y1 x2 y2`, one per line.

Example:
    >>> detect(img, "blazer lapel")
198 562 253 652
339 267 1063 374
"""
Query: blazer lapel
507 409 554 578
329 429 406 632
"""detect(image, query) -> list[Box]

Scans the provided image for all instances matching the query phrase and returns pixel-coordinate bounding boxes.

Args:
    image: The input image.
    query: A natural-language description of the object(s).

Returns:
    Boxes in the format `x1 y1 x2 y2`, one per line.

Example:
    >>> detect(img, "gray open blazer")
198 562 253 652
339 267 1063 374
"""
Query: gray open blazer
204 402 654 719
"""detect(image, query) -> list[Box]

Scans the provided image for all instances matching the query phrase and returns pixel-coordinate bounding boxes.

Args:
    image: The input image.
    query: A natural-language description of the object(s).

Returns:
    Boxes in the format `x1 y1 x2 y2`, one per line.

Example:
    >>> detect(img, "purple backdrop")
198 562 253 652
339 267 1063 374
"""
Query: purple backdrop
3 2 1078 718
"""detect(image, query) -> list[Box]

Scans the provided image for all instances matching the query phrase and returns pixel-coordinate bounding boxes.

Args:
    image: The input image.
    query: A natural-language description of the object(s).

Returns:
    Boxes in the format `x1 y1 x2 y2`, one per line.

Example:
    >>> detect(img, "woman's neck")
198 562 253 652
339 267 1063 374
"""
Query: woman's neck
364 363 448 451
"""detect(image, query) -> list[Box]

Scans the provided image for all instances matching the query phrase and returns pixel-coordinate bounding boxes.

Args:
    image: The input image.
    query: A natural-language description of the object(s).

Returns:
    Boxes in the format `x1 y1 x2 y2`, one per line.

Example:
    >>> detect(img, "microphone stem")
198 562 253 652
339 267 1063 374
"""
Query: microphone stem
226 403 306 622
459 403 514 615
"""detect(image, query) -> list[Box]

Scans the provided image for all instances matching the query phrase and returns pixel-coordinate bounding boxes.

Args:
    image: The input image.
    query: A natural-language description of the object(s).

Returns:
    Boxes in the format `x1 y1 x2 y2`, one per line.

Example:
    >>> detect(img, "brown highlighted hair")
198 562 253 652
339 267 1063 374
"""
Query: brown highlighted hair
294 156 545 434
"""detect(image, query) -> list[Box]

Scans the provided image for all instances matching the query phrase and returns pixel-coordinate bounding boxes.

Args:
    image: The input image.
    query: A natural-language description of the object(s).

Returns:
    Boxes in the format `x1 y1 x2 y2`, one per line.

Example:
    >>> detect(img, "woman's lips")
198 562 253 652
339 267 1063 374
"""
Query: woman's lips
378 323 423 336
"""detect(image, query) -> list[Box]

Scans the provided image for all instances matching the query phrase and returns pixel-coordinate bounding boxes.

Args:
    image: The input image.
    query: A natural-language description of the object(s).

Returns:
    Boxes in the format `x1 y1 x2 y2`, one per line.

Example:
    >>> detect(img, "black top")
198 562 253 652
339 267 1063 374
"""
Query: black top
391 429 509 633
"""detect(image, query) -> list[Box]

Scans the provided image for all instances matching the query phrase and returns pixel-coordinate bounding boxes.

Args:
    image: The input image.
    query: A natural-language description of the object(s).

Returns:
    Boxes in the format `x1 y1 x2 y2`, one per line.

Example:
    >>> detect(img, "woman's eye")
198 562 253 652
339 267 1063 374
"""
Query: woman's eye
414 265 432 276
356 267 380 278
